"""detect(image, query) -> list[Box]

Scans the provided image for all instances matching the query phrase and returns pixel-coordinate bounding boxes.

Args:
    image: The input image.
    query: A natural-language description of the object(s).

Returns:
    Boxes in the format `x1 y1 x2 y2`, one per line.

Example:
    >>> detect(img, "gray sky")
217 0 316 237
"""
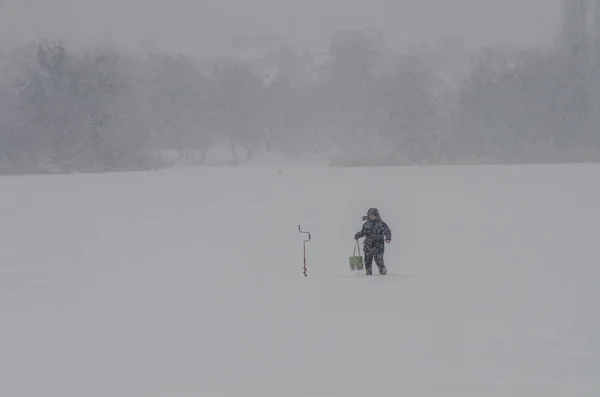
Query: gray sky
1 0 561 56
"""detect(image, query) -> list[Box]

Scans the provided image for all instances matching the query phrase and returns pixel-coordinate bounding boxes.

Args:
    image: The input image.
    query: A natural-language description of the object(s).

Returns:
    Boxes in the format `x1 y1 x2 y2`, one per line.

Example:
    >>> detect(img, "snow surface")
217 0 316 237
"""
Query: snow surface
1 163 599 397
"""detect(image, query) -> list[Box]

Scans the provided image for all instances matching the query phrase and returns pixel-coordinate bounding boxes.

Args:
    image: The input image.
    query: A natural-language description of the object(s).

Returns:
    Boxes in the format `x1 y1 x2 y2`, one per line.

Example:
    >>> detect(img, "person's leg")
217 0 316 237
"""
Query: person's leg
363 246 374 275
374 245 387 275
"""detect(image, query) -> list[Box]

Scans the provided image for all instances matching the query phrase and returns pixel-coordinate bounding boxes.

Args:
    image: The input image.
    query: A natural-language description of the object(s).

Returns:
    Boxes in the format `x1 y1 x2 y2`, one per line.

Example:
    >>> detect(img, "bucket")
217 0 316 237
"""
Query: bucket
349 241 364 270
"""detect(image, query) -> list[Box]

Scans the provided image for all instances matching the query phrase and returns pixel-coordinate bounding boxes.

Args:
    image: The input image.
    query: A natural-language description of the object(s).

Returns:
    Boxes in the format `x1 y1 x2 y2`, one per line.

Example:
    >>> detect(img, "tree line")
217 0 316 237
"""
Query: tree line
0 36 599 174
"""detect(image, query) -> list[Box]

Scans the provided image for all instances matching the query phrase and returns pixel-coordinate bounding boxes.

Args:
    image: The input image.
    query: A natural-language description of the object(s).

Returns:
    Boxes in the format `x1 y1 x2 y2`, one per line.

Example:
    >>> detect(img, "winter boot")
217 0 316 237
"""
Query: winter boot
378 265 387 275
365 267 373 275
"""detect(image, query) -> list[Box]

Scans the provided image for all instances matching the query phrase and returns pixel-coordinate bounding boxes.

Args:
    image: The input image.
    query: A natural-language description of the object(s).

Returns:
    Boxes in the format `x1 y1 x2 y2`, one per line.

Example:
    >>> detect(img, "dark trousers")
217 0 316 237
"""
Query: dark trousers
364 242 385 273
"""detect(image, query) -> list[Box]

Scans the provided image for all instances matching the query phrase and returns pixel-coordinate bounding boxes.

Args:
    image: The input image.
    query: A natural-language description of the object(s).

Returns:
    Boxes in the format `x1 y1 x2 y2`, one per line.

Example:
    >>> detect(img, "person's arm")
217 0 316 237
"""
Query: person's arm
355 223 366 240
383 222 391 243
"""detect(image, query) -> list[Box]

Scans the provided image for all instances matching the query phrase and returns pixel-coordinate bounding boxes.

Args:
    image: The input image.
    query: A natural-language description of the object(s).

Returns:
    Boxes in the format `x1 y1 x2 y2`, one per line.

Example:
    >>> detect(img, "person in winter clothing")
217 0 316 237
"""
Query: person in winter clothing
354 208 391 275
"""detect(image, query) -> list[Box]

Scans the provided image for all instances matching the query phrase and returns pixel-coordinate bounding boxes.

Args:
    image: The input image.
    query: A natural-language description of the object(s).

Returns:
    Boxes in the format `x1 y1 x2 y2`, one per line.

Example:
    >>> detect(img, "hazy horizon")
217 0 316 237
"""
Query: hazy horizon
1 0 561 56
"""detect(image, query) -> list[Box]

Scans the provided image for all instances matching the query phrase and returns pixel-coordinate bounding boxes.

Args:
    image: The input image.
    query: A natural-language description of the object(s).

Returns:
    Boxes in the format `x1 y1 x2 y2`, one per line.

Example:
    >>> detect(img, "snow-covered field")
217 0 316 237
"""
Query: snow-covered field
1 162 599 397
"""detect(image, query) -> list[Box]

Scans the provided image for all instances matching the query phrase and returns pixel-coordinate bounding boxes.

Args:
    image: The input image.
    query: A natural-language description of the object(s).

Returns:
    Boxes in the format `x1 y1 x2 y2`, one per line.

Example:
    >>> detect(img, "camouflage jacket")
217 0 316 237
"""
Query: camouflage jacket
355 219 391 246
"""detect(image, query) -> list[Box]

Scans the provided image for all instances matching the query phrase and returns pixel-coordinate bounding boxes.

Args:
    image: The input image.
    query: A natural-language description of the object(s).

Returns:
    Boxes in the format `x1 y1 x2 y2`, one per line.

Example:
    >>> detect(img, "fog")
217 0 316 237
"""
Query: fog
3 4 599 396
4 0 600 174
2 0 560 55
